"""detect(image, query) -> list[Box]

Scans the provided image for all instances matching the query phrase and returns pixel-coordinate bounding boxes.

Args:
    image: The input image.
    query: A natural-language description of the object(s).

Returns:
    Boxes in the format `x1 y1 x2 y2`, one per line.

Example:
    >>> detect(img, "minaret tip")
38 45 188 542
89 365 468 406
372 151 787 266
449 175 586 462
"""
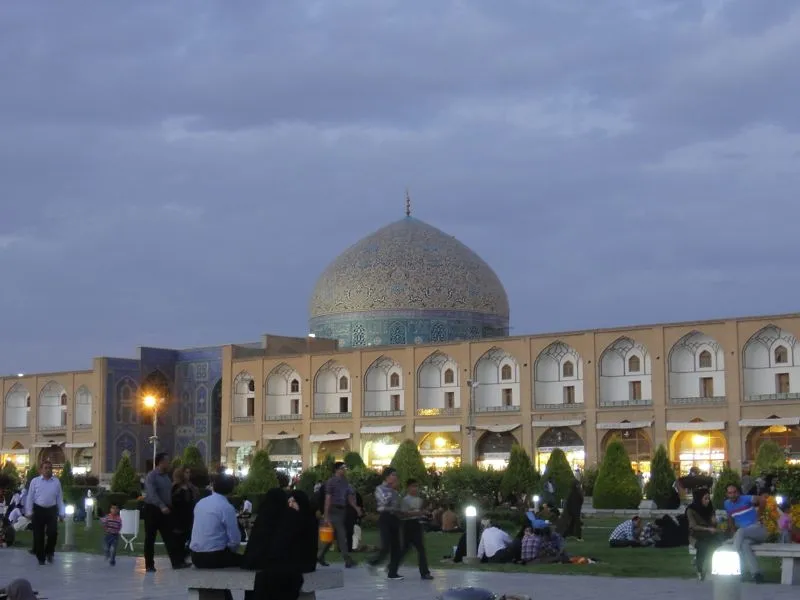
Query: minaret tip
405 189 412 217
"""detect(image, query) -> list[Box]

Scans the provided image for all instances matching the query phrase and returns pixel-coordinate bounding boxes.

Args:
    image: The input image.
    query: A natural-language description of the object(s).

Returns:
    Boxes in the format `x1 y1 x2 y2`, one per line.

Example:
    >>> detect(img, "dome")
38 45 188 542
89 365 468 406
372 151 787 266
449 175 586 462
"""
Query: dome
309 216 510 347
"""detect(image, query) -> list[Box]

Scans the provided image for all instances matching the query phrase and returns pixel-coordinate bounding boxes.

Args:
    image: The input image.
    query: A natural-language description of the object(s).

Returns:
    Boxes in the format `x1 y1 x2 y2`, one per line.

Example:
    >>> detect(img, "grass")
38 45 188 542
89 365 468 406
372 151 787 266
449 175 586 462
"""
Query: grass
13 518 784 582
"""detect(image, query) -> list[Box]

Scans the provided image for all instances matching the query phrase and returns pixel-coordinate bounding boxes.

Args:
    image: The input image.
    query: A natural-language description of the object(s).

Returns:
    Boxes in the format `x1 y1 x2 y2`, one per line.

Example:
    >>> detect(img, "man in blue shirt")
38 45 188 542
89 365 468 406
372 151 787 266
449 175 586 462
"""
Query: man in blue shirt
189 475 242 569
723 484 767 583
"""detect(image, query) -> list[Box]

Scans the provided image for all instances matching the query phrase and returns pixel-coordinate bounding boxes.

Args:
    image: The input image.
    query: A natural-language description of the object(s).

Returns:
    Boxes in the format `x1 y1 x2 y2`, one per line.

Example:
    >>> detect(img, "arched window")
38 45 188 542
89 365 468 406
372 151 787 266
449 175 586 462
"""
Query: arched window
775 346 788 364
562 361 574 378
390 373 400 388
443 369 454 385
248 379 255 393
290 379 300 393
338 376 349 391
698 350 712 369
628 355 641 373
501 364 512 381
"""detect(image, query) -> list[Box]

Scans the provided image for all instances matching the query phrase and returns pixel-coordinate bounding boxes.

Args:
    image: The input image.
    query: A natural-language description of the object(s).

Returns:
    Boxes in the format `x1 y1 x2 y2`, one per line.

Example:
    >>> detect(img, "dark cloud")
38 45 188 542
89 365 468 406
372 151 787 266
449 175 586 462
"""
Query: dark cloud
1 0 799 372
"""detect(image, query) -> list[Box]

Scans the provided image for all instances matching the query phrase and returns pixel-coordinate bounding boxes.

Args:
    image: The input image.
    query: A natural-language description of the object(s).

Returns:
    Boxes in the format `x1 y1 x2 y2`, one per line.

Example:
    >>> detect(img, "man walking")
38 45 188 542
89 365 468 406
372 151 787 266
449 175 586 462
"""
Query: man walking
399 478 433 580
143 452 187 572
25 460 64 565
368 467 404 580
318 462 361 568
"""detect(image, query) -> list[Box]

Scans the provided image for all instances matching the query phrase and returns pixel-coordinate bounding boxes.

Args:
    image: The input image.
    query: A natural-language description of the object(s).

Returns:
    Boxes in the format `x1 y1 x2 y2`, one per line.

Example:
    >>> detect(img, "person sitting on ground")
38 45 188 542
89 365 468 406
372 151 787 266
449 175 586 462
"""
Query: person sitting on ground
723 484 767 584
520 520 566 564
608 516 643 547
441 505 460 532
189 475 242 570
477 519 514 563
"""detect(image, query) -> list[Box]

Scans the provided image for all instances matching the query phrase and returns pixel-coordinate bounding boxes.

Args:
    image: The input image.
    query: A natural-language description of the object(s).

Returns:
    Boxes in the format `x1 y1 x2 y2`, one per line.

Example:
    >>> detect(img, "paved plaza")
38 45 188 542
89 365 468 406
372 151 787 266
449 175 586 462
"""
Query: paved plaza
0 549 794 600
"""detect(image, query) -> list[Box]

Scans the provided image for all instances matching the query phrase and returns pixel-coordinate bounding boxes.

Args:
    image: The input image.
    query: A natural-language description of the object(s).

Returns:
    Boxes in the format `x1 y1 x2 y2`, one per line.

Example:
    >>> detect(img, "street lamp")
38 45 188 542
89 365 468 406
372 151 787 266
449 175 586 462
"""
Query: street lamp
143 395 160 468
466 380 479 465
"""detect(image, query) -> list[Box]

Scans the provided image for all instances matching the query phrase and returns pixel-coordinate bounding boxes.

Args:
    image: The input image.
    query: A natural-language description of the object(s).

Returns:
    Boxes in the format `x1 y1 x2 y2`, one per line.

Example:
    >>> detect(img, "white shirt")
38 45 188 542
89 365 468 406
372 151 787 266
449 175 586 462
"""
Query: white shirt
10 492 21 507
25 476 65 517
189 492 241 553
477 526 513 559
242 500 253 513
7 507 22 524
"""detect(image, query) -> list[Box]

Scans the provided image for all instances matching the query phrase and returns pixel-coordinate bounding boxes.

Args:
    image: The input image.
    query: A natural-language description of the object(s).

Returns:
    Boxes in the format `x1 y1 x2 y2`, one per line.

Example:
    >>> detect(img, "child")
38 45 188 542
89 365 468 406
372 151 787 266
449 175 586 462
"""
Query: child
777 508 792 544
100 504 122 566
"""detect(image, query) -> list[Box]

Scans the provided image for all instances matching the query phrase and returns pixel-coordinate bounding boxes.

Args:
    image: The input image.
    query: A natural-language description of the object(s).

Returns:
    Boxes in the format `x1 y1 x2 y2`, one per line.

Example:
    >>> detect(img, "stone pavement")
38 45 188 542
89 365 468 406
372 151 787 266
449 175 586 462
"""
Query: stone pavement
0 549 794 600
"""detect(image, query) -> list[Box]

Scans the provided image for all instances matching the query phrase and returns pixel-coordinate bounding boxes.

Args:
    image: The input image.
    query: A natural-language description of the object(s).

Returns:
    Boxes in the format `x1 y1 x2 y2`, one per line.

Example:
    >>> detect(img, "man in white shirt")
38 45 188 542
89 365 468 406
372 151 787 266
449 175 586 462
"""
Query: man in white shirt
477 519 514 563
24 460 65 565
189 475 242 569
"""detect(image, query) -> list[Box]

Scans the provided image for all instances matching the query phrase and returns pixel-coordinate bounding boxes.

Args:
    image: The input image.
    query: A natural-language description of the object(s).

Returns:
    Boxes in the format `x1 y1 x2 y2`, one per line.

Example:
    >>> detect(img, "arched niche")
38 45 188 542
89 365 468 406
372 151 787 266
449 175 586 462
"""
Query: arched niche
38 443 66 470
669 426 727 476
475 429 518 469
418 431 461 470
362 434 402 469
316 438 350 464
601 427 652 474
745 421 800 464
534 426 585 473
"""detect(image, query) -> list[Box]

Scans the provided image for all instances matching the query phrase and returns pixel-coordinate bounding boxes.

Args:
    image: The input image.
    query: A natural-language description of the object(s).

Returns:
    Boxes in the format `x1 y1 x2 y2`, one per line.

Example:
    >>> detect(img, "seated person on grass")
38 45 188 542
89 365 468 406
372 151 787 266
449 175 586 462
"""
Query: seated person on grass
520 520 567 564
478 519 515 563
609 516 644 548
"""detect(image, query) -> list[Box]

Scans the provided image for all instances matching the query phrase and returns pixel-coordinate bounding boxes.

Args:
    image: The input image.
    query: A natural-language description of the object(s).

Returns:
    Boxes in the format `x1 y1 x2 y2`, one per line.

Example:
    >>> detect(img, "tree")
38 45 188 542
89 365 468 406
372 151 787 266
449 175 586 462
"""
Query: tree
712 466 741 509
344 451 365 470
542 448 576 505
236 450 278 497
59 460 75 488
644 445 678 509
752 440 786 477
593 439 643 509
0 461 20 492
182 444 210 487
25 466 39 487
110 454 140 497
390 439 429 489
500 444 539 502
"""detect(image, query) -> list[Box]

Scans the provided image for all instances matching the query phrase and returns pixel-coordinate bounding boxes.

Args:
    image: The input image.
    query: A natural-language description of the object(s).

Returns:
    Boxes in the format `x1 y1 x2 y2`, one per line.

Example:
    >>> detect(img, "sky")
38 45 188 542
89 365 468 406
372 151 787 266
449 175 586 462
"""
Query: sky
1 0 799 374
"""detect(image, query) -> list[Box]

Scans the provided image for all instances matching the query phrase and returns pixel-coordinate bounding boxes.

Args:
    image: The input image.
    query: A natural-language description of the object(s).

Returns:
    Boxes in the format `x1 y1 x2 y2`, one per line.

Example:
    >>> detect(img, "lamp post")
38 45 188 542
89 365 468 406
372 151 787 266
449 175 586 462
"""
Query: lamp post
532 494 541 513
464 505 478 564
63 504 75 550
143 395 160 469
711 548 741 600
466 380 479 465
85 495 94 530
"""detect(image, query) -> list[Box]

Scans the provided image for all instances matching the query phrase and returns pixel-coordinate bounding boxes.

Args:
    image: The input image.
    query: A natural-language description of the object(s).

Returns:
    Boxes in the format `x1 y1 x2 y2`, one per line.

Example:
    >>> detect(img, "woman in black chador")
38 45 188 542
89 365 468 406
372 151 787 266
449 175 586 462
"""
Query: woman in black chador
242 488 305 600
556 479 584 540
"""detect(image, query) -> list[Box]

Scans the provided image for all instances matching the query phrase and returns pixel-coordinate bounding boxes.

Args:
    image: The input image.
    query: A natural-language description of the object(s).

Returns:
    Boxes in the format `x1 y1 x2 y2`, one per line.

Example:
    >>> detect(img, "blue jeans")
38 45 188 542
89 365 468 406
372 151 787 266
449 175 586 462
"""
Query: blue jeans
104 534 119 563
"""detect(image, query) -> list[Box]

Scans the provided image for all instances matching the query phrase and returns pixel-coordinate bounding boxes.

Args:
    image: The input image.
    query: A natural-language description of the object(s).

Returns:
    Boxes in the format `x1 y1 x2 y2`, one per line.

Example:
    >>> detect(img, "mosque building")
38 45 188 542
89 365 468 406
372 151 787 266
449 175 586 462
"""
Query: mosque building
1 204 799 480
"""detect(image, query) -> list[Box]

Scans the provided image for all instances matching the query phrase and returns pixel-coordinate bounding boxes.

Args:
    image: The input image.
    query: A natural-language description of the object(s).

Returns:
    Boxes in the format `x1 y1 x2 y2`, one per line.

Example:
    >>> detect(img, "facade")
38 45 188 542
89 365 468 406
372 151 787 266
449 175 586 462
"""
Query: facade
2 212 799 478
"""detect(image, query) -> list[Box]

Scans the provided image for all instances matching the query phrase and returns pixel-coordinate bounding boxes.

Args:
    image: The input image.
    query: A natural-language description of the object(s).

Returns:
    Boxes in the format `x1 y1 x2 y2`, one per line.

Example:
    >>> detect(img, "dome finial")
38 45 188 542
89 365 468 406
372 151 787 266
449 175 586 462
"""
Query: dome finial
405 188 412 217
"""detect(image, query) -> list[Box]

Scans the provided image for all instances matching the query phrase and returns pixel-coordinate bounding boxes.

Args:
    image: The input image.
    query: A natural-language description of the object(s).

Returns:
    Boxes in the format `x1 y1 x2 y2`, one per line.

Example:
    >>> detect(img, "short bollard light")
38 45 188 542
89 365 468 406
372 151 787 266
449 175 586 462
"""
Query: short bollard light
85 496 95 530
64 504 76 551
775 494 784 506
532 494 541 512
711 548 741 600
464 505 478 564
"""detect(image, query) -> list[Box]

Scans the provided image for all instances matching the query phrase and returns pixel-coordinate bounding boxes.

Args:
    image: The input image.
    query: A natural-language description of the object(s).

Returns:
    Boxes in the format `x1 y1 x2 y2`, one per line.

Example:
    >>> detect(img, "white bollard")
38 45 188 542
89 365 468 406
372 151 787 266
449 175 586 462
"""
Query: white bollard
464 505 478 564
63 505 76 551
85 497 95 530
711 548 742 600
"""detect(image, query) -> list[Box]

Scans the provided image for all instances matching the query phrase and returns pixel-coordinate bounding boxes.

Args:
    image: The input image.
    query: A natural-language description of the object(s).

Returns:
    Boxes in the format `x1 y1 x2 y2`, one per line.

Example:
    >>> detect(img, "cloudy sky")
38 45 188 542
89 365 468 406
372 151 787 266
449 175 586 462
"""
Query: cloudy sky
2 0 799 373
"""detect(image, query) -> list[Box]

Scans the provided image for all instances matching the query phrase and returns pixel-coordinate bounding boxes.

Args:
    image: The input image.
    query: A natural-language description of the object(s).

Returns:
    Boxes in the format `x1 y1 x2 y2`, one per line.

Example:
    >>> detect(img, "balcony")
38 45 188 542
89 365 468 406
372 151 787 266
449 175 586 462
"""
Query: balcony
745 392 800 402
364 410 405 418
3 425 30 433
669 396 727 406
265 414 302 421
598 398 652 408
475 405 521 413
416 408 461 417
39 424 67 433
534 403 583 411
232 416 255 423
73 423 92 430
314 412 353 420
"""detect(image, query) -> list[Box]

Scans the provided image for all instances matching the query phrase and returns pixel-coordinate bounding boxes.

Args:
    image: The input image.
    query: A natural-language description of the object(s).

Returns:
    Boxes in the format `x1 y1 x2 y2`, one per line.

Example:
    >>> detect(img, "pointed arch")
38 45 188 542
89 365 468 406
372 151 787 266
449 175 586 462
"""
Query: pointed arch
598 336 652 406
364 356 404 415
416 351 460 413
75 385 93 428
116 377 138 424
313 360 351 416
473 347 520 411
38 381 68 429
232 370 255 420
742 324 800 400
265 362 303 419
667 330 726 401
533 341 584 407
4 383 30 429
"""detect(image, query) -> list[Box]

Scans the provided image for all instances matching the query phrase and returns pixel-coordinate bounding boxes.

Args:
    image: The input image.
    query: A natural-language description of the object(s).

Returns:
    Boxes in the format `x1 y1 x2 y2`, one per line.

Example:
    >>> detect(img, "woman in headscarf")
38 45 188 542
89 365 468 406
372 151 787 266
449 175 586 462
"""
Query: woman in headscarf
171 466 197 559
556 479 584 541
685 487 721 581
289 490 319 574
243 488 304 600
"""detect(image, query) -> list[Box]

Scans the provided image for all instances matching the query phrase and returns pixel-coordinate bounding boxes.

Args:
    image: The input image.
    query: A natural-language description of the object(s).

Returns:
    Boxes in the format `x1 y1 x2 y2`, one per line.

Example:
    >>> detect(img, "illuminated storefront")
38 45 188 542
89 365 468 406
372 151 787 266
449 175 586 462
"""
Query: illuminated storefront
361 426 404 469
534 424 585 473
224 441 256 476
311 433 351 465
266 434 303 478
475 426 520 470
35 443 66 473
417 430 461 470
743 418 800 465
69 443 95 475
598 422 652 476
669 422 727 475
0 444 29 472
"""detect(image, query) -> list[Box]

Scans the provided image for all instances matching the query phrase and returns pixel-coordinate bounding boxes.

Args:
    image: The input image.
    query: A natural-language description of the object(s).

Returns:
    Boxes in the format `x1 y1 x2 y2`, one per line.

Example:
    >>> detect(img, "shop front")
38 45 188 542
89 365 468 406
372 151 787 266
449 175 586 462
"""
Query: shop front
416 425 461 470
361 425 404 469
597 421 653 477
0 443 29 472
265 433 303 477
310 433 351 465
66 442 96 475
224 440 256 476
475 424 521 470
533 420 585 473
668 421 727 476
742 417 800 465
34 442 66 473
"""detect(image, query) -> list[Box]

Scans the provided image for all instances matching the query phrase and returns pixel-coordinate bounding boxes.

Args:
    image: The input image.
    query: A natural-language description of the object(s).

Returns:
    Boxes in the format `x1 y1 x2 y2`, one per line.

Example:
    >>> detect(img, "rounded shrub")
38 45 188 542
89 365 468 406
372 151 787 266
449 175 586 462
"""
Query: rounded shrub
500 444 539 503
711 466 741 508
542 448 577 505
390 439 429 489
644 445 678 509
593 439 642 509
752 440 786 476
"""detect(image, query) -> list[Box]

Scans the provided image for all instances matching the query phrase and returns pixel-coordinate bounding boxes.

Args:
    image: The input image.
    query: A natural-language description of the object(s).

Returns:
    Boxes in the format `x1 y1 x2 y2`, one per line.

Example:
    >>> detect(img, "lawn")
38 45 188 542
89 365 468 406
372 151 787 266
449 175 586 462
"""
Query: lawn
13 518 784 582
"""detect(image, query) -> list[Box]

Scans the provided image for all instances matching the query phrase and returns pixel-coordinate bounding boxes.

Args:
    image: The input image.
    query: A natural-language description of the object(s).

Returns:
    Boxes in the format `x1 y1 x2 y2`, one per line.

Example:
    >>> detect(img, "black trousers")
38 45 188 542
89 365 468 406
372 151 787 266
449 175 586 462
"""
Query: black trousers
143 504 182 569
695 533 724 574
368 513 402 577
400 520 430 576
609 539 643 548
32 504 58 562
193 550 243 600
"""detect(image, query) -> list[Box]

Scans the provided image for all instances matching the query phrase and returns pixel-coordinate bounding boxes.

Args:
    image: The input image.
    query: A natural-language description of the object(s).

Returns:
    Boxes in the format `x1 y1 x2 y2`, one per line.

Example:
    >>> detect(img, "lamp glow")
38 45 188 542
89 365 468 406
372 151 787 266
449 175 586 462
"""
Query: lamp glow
225 468 234 476
465 505 477 518
65 504 75 516
240 467 250 477
711 549 741 576
85 497 94 508
143 395 157 409
533 494 540 503
775 495 784 505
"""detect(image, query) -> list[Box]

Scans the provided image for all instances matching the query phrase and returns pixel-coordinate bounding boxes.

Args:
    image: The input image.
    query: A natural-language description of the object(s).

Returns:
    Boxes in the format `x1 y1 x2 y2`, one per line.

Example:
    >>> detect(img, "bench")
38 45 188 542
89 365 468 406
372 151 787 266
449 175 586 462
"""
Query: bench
753 543 800 586
176 567 344 600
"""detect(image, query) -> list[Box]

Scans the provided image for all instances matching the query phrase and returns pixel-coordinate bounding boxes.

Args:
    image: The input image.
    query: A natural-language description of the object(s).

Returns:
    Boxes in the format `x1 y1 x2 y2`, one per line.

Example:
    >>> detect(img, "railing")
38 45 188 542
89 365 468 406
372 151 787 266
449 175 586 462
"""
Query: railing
39 424 67 432
232 416 255 423
669 396 727 406
475 405 521 413
598 398 652 407
314 412 353 420
265 414 302 421
363 410 405 418
534 403 583 411
416 407 461 417
745 392 800 402
3 425 29 433
73 423 92 430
